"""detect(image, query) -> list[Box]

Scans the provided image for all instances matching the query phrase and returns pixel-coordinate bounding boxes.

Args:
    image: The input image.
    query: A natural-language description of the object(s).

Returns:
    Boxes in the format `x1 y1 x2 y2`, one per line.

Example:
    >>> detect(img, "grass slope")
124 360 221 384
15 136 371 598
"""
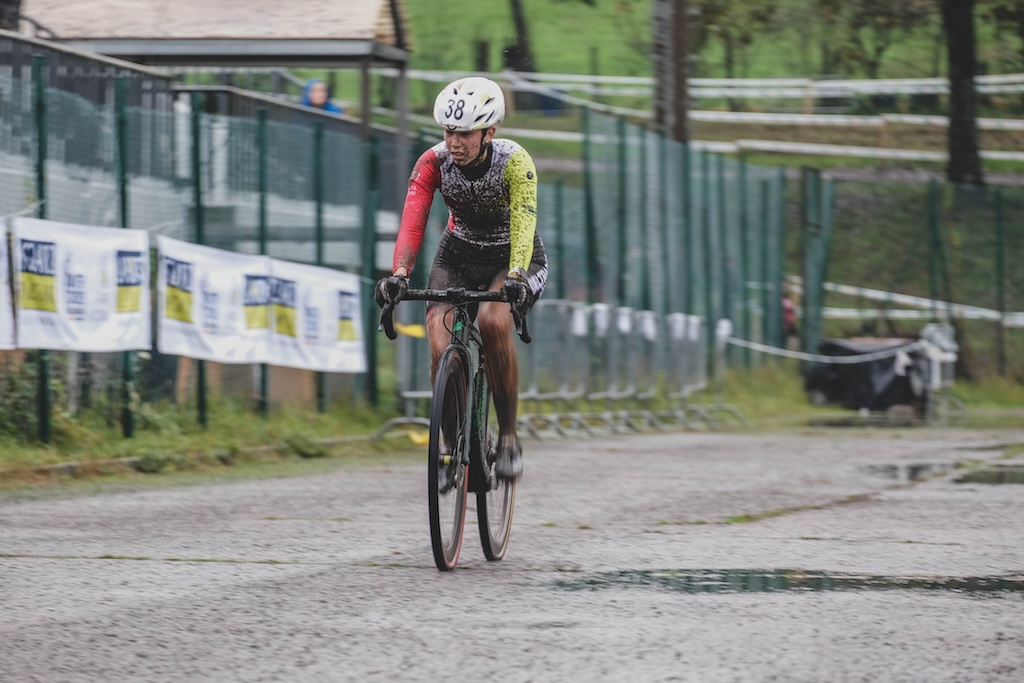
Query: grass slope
401 0 1015 80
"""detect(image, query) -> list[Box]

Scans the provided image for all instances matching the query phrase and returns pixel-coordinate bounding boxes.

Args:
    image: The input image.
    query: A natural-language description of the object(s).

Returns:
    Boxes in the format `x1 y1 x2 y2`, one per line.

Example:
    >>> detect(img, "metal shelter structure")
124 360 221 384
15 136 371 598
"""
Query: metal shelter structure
16 0 411 164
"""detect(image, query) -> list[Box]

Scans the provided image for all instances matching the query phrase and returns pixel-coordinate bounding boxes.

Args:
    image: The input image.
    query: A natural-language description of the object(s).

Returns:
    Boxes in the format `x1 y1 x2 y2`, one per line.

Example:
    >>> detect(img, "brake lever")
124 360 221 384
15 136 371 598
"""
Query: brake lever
502 281 532 344
509 302 532 344
378 301 397 340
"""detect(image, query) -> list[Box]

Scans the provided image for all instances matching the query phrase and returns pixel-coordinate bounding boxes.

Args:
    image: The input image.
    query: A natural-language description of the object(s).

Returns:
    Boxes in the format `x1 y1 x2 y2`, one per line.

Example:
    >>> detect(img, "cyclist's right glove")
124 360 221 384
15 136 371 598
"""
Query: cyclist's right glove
374 274 409 308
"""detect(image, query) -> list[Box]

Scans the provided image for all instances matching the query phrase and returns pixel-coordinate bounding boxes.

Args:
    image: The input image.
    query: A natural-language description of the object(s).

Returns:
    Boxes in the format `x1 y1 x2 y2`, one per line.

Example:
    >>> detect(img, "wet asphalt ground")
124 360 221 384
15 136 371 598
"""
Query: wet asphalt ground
2 426 1023 682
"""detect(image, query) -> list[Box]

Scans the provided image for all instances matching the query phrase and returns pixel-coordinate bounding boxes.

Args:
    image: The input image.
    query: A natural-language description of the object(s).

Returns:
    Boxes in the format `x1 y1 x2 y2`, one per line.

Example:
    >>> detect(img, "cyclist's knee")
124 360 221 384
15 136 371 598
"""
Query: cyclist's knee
478 300 513 330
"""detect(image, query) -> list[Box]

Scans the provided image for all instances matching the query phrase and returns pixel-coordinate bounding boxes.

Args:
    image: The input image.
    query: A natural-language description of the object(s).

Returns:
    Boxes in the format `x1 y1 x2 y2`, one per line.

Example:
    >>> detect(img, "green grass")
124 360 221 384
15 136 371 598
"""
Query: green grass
0 392 424 490
394 0 1023 94
693 360 1024 430
294 1 1024 177
399 0 1015 82
2 358 1020 490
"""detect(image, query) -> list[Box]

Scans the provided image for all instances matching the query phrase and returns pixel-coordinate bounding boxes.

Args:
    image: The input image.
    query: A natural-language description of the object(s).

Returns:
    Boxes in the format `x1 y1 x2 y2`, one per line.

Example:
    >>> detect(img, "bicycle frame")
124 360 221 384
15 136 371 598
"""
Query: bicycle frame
379 287 530 493
438 303 493 494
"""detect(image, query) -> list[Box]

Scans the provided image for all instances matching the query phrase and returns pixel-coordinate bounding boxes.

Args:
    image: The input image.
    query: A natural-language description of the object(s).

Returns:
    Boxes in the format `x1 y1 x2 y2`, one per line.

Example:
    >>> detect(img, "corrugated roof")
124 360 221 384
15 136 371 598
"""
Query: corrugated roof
23 0 403 43
20 0 410 65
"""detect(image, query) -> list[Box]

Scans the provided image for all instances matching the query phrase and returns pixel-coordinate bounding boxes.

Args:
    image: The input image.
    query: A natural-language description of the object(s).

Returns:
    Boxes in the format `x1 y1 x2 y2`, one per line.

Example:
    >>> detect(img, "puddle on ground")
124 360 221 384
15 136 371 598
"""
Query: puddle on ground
861 463 952 482
808 414 919 428
955 464 1024 485
554 569 1024 594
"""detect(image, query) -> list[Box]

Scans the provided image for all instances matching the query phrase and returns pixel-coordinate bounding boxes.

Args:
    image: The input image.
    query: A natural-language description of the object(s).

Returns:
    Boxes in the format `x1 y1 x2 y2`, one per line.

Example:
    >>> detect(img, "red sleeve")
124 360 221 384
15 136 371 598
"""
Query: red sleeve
393 148 441 274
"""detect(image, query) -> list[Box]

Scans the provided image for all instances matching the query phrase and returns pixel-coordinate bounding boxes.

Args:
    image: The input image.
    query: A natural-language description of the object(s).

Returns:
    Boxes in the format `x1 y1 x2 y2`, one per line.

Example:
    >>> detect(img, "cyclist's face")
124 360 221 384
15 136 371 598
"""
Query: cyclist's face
443 127 495 166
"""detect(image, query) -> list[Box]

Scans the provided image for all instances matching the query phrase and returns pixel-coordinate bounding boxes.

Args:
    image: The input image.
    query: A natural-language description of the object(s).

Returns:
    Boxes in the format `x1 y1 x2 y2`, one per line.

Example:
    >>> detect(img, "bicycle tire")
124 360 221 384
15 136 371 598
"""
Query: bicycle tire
428 348 470 571
476 386 515 561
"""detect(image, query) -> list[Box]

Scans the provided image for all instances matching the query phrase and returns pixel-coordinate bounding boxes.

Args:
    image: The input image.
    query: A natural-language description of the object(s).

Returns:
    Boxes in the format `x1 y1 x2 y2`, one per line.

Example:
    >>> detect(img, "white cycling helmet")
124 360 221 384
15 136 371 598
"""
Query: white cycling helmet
432 77 506 131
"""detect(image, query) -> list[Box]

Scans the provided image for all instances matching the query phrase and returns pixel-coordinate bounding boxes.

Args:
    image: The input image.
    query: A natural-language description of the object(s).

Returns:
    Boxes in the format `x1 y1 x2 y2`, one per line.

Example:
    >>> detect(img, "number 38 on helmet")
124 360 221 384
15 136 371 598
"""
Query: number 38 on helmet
432 77 507 132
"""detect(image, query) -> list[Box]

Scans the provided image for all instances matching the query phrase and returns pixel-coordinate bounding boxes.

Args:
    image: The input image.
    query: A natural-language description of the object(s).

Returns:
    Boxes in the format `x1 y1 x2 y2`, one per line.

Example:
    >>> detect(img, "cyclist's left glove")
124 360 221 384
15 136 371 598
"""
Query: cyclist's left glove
375 274 409 308
503 269 532 314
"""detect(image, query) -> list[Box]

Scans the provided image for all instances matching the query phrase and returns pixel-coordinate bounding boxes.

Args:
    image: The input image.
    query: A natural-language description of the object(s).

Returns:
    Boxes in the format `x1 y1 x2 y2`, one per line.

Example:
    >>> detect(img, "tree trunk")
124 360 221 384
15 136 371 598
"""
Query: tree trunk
505 0 538 110
940 0 984 186
652 0 689 141
724 33 741 111
1016 10 1024 111
506 0 536 71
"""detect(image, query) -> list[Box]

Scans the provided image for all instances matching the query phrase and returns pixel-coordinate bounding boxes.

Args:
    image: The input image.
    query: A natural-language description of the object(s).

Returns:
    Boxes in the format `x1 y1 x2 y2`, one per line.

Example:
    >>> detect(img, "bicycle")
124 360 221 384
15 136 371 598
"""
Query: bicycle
379 283 532 571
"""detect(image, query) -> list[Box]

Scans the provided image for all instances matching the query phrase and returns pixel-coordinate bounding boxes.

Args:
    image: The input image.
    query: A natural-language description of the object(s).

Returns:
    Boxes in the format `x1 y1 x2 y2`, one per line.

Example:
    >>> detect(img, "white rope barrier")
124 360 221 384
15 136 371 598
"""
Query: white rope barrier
726 337 928 364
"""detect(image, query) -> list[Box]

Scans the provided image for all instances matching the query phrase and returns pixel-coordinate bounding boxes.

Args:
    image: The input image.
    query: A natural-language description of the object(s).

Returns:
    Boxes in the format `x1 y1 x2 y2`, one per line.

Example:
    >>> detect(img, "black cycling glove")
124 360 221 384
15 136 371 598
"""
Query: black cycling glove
503 273 531 314
375 274 409 308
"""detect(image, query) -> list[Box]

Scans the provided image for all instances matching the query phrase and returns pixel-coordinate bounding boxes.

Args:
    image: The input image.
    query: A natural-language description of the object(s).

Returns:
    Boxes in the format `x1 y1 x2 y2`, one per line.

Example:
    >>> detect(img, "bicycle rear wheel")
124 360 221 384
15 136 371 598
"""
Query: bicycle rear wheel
428 348 469 571
476 388 515 561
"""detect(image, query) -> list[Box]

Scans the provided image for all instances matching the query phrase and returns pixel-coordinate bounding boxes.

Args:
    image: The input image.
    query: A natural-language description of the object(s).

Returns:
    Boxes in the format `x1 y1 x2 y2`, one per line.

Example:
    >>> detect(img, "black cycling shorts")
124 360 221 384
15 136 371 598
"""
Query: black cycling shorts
426 231 548 313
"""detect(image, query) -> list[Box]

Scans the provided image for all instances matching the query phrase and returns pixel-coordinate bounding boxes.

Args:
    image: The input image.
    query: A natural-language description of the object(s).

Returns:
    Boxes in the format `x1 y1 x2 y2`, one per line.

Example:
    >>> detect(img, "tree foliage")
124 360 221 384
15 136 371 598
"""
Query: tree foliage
982 0 1024 71
692 0 779 78
506 0 600 72
0 0 21 31
817 0 935 78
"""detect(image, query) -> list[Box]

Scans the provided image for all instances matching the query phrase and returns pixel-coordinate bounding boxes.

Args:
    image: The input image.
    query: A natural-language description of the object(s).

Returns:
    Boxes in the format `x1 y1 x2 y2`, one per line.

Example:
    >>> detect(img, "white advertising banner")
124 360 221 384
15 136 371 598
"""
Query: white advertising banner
1 221 14 350
268 259 366 373
156 236 273 364
12 217 150 352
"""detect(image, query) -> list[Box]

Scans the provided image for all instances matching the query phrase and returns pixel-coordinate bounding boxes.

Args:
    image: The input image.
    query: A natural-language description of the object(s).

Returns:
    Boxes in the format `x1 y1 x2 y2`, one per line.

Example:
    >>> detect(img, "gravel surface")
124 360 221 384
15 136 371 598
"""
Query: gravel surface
2 427 1023 682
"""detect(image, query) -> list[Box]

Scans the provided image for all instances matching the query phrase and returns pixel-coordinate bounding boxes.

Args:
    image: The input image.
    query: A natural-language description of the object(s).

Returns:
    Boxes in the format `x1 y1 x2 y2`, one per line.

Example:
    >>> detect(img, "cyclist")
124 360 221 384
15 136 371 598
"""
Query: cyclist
376 76 547 480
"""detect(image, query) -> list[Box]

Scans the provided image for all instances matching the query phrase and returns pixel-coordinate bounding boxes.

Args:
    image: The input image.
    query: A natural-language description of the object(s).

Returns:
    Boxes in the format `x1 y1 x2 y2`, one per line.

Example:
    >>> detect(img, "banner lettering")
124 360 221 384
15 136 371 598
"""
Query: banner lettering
156 236 273 364
268 259 366 373
12 218 150 352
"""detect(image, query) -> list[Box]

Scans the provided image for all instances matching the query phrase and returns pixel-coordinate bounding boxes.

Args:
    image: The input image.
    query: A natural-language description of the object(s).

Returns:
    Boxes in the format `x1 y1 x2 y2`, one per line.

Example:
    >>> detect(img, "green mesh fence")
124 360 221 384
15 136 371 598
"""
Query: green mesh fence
4 52 1022 447
45 86 119 226
0 74 382 437
823 179 1022 379
583 111 788 368
537 181 588 301
0 75 36 216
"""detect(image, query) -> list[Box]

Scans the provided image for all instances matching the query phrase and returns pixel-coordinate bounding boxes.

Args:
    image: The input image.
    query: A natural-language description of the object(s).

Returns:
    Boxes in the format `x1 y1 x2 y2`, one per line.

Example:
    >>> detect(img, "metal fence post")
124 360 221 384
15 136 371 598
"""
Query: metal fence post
800 167 820 357
639 129 651 311
701 150 714 372
581 107 600 305
314 122 327 412
554 178 566 300
682 142 694 315
759 178 772 359
616 116 627 306
925 179 955 323
717 153 730 336
115 78 135 438
257 108 270 418
659 134 672 315
926 178 941 322
739 161 751 367
774 167 788 351
32 54 52 445
994 186 1007 377
361 134 381 406
191 92 208 429
799 167 835 361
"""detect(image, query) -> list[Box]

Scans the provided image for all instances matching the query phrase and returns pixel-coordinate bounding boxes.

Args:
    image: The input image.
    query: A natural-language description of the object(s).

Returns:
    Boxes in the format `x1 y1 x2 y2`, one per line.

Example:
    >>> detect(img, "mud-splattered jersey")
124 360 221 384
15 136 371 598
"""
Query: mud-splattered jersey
392 138 538 276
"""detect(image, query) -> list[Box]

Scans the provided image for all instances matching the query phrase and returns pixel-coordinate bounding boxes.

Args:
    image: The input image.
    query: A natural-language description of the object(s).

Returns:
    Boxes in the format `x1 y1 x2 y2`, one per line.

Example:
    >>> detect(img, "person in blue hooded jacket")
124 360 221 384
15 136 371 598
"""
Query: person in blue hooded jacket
301 78 342 114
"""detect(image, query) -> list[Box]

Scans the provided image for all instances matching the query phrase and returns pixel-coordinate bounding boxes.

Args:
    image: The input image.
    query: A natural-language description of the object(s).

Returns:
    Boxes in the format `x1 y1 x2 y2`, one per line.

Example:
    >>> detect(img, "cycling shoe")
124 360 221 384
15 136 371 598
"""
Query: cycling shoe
494 434 523 480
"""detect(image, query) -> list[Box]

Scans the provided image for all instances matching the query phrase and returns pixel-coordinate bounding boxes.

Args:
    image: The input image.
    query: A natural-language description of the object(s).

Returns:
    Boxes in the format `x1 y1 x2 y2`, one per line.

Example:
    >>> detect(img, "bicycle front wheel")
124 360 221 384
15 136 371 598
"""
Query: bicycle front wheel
476 389 515 561
428 348 470 571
